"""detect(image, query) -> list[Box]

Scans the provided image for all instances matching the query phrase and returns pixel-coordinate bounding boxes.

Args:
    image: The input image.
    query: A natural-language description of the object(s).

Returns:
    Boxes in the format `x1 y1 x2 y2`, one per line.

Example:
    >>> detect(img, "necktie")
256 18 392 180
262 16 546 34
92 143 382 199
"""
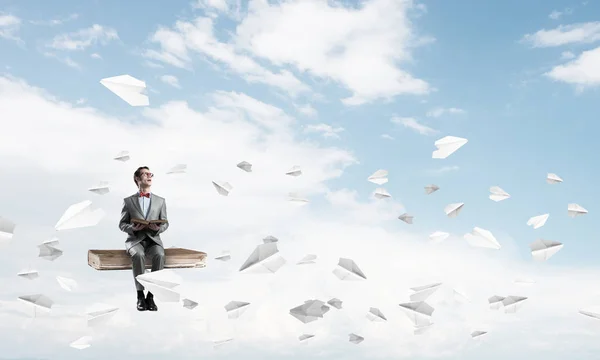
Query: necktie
140 192 150 198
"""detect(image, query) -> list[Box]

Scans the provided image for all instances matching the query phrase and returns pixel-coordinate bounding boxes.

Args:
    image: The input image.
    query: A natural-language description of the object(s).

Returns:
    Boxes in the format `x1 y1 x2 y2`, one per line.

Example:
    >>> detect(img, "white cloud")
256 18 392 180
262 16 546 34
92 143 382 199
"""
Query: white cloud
549 10 563 20
561 51 576 59
2 76 600 359
391 116 437 135
42 52 81 69
426 107 465 118
303 123 344 139
159 74 181 88
233 0 431 105
90 53 102 59
0 13 22 43
381 133 394 140
30 13 79 26
48 24 119 51
294 103 317 117
143 17 309 97
428 165 459 175
545 46 600 87
521 22 600 47
193 0 243 19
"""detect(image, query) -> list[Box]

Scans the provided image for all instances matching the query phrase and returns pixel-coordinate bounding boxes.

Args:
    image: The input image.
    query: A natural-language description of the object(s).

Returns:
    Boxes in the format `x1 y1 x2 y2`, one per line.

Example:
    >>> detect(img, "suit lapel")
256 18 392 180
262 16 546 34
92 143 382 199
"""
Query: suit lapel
129 194 144 218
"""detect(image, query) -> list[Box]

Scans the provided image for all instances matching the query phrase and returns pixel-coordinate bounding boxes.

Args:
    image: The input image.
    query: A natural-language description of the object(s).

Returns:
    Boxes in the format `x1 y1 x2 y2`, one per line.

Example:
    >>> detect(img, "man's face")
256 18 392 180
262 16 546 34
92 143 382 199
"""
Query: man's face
138 169 153 187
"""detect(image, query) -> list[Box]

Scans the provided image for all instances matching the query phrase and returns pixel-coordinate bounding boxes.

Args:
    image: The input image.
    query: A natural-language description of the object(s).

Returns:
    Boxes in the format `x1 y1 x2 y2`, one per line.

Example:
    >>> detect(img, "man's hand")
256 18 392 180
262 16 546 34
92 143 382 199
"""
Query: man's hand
147 223 160 231
132 223 147 231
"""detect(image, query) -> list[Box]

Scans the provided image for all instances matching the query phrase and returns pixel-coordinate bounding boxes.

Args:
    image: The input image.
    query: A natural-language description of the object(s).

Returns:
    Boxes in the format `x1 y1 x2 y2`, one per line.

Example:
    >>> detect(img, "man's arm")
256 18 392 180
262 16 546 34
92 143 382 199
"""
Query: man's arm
157 200 169 235
118 199 135 235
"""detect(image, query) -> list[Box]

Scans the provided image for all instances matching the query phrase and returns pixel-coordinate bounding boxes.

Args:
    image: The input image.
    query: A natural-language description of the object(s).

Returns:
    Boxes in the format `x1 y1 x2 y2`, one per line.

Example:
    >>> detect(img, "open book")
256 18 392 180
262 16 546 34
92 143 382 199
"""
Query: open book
131 218 168 225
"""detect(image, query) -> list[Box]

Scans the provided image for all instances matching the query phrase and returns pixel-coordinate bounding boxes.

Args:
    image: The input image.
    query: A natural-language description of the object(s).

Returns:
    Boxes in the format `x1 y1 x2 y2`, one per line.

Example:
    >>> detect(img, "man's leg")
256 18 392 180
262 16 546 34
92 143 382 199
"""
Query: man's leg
144 242 165 311
128 241 148 311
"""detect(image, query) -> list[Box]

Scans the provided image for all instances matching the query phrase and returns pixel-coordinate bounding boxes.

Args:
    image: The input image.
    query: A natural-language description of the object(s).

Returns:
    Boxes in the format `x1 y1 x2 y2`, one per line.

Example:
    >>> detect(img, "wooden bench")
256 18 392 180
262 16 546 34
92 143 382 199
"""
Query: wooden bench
88 248 207 270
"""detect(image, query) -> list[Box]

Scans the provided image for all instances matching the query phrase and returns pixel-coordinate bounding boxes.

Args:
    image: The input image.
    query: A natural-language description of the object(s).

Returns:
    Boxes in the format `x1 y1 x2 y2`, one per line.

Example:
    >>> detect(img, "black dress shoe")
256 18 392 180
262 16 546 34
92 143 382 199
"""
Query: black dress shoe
146 296 158 311
137 298 147 311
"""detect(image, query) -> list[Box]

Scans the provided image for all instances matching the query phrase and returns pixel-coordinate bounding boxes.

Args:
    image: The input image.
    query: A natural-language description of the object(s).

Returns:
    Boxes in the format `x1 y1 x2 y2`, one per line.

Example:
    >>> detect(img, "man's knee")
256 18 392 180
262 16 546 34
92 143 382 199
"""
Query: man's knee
153 247 165 260
130 248 146 261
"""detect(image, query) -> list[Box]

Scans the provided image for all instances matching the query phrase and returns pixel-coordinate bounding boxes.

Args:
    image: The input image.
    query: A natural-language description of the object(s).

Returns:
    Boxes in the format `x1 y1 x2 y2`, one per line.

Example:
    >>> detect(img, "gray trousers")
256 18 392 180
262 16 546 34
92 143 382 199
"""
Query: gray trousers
128 238 165 291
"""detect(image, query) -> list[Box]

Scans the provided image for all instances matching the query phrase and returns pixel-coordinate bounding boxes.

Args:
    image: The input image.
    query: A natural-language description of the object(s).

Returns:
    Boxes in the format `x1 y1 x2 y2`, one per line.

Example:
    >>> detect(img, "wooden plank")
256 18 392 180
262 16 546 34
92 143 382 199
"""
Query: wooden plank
88 248 207 271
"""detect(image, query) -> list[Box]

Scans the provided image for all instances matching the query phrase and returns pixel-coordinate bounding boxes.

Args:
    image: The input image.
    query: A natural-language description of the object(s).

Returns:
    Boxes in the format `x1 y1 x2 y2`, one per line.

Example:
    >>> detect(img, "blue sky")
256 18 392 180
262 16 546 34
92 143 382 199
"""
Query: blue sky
2 0 600 359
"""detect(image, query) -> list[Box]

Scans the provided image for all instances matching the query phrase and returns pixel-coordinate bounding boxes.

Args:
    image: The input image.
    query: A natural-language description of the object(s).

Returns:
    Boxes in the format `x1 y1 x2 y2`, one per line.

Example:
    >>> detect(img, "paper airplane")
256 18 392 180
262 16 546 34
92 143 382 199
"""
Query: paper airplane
17 269 39 280
286 165 302 176
366 307 387 322
297 254 317 265
100 74 149 106
489 186 510 202
182 299 198 310
429 231 449 243
502 296 527 313
333 258 366 280
225 301 250 319
289 299 330 323
136 269 182 302
167 164 187 174
214 251 231 261
18 294 53 313
55 200 105 231
526 214 549 229
327 298 343 309
212 181 233 196
38 244 63 261
471 330 487 339
70 336 92 350
464 227 501 250
113 150 130 162
425 184 439 195
399 301 434 328
547 173 563 184
239 242 286 274
88 181 110 195
530 239 563 261
263 235 278 243
444 202 464 218
348 333 364 344
299 334 315 342
410 283 442 302
568 203 588 218
432 136 468 159
579 306 600 320
42 237 59 247
0 216 16 243
237 161 252 172
288 193 309 205
86 304 119 327
56 276 77 291
398 213 413 224
367 170 388 185
488 296 505 310
374 188 391 199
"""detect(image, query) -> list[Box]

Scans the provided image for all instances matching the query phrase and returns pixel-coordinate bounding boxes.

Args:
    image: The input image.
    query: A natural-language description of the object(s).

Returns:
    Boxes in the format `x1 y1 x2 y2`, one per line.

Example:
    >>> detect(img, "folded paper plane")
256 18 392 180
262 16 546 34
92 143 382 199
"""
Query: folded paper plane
100 74 149 106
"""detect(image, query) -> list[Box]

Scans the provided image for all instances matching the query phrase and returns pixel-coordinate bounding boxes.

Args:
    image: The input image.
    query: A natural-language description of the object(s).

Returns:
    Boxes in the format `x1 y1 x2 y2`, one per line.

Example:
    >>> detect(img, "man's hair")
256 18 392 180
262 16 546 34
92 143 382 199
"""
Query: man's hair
133 166 150 187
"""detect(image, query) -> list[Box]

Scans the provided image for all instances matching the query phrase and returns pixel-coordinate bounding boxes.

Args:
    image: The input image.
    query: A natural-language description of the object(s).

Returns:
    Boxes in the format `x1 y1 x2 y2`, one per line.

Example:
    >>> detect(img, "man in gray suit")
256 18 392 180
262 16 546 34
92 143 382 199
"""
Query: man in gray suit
118 166 169 311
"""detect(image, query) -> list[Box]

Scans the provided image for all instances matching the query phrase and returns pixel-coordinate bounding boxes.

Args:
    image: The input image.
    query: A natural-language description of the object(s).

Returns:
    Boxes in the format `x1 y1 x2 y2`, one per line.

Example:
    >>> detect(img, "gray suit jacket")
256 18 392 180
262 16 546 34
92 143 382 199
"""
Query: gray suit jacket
118 193 169 251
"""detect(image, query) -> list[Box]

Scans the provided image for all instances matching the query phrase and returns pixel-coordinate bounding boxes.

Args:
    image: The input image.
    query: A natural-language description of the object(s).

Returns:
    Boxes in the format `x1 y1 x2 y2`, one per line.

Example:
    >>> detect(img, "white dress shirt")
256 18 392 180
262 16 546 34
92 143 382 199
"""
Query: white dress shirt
138 192 151 218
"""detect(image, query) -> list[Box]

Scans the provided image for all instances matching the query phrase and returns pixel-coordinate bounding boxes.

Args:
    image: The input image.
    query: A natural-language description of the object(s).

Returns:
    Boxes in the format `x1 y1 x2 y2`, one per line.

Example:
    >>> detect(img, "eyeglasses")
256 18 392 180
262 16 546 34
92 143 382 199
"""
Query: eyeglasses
141 172 154 178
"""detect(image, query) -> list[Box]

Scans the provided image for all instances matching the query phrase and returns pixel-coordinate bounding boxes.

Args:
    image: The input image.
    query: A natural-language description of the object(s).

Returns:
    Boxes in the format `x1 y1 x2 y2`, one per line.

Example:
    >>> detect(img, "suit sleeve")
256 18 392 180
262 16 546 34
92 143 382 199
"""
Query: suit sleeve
118 199 135 235
157 199 169 235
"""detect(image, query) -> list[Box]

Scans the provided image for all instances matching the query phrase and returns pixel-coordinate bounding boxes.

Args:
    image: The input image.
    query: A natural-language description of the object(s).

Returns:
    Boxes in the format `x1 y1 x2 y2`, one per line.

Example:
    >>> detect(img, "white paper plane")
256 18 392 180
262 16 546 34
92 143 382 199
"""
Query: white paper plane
113 150 130 162
18 294 53 313
489 186 510 202
530 239 563 261
225 301 250 319
182 299 198 310
55 200 105 231
56 276 77 291
86 304 119 327
502 296 527 313
526 214 549 229
432 136 468 159
374 188 391 199
429 231 449 243
136 269 182 302
367 169 388 185
286 165 302 176
38 244 63 261
237 161 252 172
349 333 364 344
42 237 59 247
167 164 187 174
410 283 442 302
471 330 487 339
70 336 92 350
239 242 286 274
568 203 588 218
288 193 309 205
212 181 233 196
333 258 366 280
425 184 439 195
17 269 39 280
213 338 233 348
327 298 343 309
547 173 563 184
464 227 501 250
0 216 16 243
297 254 317 265
214 251 231 261
579 306 600 320
100 74 149 106
289 300 330 323
299 334 315 342
398 213 413 224
366 307 387 322
488 295 505 310
444 202 464 218
399 301 434 328
88 181 110 195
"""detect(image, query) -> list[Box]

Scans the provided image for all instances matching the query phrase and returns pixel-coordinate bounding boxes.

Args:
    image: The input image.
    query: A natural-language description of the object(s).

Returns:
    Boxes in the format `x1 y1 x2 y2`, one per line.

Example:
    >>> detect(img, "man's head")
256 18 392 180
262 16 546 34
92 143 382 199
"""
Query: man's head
133 166 153 189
